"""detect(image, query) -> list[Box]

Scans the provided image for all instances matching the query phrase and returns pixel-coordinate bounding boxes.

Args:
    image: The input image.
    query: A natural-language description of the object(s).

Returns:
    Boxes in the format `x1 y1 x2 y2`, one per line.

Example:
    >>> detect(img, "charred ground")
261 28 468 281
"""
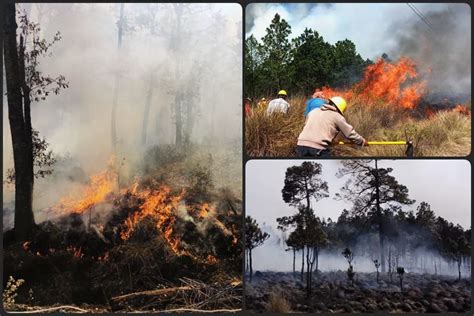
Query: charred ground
245 271 470 313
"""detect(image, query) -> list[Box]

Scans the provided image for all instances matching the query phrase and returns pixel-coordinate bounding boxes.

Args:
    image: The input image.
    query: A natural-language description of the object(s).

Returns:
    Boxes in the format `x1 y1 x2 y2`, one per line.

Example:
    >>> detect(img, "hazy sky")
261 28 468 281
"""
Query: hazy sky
246 3 470 60
246 160 471 230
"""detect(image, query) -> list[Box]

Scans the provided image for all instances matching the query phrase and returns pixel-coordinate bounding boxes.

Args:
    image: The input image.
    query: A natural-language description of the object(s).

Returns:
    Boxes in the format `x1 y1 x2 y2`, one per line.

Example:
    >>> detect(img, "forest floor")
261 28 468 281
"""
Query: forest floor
3 144 243 313
245 271 471 313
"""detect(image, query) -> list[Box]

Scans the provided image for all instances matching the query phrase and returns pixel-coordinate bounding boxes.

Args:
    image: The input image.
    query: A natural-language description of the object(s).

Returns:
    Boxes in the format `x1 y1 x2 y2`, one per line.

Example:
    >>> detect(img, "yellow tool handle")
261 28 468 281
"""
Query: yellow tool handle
338 141 407 145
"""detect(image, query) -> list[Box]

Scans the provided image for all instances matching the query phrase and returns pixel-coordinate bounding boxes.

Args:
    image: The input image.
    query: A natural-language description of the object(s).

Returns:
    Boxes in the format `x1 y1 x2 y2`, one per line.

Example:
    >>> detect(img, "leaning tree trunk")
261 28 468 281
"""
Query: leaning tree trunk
3 3 36 241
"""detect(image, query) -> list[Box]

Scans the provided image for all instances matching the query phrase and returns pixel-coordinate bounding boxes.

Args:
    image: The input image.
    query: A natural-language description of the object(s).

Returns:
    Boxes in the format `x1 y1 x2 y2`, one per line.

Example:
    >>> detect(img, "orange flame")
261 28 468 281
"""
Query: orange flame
354 58 426 109
22 241 31 251
45 158 234 263
453 104 470 116
67 245 84 258
55 171 117 214
320 57 426 110
120 184 186 256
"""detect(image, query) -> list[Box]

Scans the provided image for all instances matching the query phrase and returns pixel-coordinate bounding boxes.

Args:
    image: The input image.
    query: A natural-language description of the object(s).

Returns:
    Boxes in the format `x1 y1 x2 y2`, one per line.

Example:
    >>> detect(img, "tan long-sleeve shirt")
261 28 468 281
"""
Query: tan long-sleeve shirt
297 104 365 150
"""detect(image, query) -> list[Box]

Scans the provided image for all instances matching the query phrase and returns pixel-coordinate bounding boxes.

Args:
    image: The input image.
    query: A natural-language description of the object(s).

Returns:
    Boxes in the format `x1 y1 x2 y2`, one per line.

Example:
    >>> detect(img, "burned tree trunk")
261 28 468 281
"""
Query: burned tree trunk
3 3 36 241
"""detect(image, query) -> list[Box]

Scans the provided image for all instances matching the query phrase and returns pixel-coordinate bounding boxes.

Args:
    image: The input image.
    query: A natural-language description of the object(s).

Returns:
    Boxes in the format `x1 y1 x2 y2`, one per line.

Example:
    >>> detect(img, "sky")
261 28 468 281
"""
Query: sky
246 3 471 94
246 3 470 60
246 159 471 230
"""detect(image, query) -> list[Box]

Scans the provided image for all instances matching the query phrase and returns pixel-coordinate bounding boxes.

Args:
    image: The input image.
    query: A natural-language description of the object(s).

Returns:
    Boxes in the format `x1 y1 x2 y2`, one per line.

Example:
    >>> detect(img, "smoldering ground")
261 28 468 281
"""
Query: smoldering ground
3 3 242 227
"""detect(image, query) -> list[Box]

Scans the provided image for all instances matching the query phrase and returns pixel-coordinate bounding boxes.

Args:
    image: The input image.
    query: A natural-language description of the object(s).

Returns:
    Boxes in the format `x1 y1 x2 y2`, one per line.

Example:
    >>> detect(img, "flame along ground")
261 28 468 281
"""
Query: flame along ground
320 57 469 114
43 156 229 262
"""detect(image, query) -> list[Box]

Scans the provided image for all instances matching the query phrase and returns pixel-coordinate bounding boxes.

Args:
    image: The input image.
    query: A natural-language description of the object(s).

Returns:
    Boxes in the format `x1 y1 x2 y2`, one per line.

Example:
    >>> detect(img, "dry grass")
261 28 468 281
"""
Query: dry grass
245 96 471 157
265 290 291 313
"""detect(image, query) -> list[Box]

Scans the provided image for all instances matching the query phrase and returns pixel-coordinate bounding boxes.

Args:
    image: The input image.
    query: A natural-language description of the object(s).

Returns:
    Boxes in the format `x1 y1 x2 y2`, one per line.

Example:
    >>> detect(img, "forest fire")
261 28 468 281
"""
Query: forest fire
119 184 185 255
52 168 117 215
355 57 426 109
321 57 426 110
453 104 471 116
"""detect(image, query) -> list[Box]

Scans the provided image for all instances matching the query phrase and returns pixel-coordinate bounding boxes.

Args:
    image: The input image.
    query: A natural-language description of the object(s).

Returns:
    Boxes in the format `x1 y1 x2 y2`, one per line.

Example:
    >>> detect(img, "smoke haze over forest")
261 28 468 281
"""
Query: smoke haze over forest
3 3 242 224
246 160 470 274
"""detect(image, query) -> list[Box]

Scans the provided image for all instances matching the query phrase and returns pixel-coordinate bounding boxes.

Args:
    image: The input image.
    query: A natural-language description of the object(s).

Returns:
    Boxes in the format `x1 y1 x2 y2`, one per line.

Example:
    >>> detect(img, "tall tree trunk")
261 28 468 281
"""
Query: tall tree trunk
304 177 310 210
4 3 36 241
183 98 194 146
173 4 183 147
457 257 461 280
111 3 124 152
374 159 386 273
301 247 305 281
306 246 311 297
174 93 182 146
314 247 319 275
141 74 155 145
292 248 296 274
249 248 253 282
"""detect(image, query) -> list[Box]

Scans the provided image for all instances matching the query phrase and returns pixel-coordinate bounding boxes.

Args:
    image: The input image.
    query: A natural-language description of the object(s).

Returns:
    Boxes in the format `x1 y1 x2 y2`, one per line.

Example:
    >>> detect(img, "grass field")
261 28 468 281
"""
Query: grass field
245 96 471 157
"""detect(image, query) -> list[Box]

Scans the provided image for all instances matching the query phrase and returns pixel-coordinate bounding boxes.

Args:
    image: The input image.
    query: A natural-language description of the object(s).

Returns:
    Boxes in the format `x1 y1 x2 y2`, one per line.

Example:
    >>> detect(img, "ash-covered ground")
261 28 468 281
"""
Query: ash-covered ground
245 271 471 313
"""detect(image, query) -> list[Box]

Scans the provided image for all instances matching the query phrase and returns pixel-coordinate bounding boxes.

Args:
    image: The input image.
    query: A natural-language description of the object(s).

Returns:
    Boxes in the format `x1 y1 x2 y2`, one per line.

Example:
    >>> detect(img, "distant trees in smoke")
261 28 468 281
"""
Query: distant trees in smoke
247 160 471 294
245 216 270 282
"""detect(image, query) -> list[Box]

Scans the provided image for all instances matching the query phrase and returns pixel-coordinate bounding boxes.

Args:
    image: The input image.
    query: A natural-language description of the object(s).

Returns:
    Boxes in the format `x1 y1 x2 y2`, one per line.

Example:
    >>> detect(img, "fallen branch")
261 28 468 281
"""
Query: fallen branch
128 308 241 313
112 286 192 302
9 305 90 313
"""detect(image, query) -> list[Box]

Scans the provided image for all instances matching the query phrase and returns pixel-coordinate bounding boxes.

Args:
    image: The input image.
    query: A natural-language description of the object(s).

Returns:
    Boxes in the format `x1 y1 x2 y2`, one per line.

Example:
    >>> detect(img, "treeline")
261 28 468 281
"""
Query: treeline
245 161 471 298
245 13 372 99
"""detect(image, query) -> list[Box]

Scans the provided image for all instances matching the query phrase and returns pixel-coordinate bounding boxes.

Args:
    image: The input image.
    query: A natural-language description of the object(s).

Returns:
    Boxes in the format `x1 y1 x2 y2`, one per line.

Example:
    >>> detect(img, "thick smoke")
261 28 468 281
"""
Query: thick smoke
3 3 242 226
251 228 470 278
389 3 471 96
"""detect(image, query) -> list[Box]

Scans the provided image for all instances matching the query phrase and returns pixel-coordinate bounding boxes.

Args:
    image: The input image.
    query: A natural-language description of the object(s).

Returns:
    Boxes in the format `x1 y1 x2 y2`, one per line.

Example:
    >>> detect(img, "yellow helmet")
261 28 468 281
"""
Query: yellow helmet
330 96 347 114
278 90 287 96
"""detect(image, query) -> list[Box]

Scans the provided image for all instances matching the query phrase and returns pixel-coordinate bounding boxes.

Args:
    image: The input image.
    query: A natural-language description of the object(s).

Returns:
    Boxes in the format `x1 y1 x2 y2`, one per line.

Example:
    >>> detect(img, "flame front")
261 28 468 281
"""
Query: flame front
355 57 425 109
53 169 117 215
321 57 426 110
453 104 470 116
119 185 186 255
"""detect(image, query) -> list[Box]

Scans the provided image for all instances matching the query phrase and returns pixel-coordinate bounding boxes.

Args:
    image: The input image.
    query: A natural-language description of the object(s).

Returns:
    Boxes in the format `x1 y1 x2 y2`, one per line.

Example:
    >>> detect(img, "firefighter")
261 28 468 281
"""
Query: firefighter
266 90 290 114
245 97 252 116
257 97 267 111
296 96 368 157
304 89 327 118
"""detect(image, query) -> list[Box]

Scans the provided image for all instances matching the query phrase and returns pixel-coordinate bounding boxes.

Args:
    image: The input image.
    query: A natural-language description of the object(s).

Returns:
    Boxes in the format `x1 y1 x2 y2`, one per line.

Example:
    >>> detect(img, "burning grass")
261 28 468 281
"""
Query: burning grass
3 145 242 312
246 58 471 157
